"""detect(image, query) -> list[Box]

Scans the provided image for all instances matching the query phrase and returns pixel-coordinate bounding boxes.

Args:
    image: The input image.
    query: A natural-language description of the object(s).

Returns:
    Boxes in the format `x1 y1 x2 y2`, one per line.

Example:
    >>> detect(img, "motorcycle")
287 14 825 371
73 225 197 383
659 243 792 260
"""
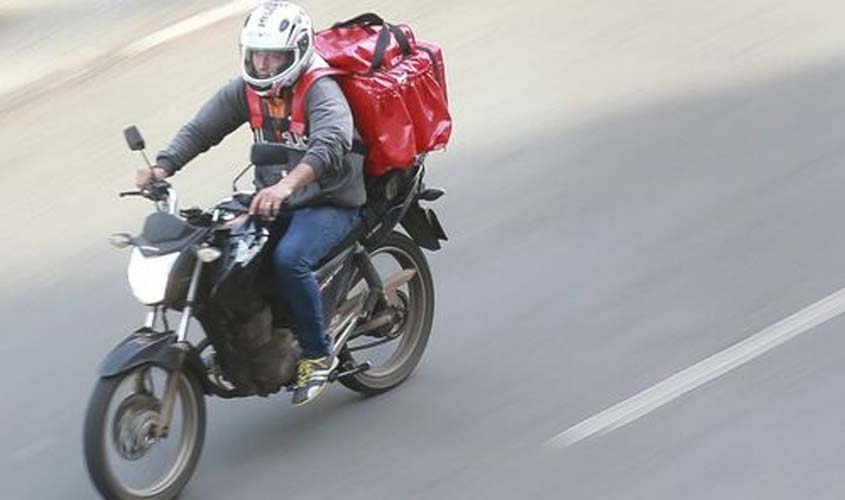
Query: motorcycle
83 126 448 500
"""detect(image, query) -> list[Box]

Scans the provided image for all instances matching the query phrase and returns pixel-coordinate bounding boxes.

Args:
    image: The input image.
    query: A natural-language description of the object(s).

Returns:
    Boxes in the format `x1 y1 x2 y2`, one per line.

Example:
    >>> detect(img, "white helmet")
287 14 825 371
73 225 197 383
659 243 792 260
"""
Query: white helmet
240 1 315 96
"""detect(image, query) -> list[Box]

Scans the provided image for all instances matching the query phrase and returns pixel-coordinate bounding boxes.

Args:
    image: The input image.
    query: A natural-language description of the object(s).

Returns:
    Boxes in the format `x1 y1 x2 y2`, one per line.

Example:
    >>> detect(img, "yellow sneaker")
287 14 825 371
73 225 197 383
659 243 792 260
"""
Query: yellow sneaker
292 356 338 406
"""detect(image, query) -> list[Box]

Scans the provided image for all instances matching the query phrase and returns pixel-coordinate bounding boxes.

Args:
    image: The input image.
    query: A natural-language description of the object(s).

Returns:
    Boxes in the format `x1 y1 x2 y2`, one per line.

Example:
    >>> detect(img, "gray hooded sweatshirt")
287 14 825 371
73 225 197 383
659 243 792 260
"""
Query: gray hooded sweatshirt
155 75 366 208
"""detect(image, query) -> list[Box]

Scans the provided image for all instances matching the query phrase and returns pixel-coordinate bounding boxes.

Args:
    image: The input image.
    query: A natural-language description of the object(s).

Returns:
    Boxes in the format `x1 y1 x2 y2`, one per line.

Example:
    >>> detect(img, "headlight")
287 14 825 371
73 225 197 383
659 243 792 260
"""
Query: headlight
127 249 180 305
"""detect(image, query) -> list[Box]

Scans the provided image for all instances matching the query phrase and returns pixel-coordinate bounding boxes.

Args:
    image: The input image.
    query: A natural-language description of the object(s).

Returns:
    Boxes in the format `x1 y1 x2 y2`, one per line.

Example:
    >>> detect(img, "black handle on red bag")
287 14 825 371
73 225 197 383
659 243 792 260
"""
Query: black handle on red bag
332 13 412 73
332 12 386 28
370 23 412 73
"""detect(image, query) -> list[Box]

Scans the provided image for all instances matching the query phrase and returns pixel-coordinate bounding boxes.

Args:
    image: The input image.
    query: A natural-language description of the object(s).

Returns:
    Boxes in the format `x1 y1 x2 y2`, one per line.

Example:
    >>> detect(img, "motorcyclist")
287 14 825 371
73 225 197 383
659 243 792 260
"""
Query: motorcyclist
135 1 366 406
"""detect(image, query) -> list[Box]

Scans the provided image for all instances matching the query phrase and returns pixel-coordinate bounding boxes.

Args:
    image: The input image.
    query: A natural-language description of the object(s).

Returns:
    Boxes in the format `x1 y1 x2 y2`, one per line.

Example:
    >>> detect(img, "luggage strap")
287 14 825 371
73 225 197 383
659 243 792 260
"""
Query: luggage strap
289 67 347 136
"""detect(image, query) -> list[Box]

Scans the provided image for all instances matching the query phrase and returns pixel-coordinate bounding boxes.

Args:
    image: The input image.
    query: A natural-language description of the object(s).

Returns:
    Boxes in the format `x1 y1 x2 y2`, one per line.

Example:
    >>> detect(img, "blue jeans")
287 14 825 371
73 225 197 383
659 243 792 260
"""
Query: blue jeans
272 206 360 359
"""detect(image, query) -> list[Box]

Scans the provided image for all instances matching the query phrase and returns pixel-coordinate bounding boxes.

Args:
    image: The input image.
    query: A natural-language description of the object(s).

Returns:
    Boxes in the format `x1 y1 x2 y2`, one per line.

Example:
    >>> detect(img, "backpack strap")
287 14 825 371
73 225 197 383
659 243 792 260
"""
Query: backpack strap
244 84 264 130
290 67 348 136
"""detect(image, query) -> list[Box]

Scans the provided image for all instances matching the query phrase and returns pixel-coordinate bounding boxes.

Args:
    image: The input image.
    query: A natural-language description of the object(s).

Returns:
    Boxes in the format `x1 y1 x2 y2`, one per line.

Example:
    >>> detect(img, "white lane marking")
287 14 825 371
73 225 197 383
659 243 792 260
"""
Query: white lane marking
1 0 255 104
546 286 845 448
12 437 58 462
120 0 257 58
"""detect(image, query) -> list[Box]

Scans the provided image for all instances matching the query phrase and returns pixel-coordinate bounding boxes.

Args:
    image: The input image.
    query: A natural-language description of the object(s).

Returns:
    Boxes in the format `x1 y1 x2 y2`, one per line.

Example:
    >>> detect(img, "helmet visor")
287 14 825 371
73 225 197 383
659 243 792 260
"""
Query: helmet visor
244 48 296 80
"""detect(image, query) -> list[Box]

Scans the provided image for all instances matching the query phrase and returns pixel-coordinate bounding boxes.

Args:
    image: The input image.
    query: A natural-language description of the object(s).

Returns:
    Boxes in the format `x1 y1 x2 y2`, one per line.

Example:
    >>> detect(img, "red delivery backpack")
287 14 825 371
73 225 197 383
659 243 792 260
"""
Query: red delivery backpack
290 13 452 176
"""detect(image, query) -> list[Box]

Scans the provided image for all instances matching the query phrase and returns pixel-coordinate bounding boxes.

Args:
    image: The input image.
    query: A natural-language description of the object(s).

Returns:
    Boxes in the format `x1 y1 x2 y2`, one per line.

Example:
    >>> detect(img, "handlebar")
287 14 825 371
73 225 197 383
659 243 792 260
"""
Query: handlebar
118 180 178 215
119 180 172 201
118 179 279 226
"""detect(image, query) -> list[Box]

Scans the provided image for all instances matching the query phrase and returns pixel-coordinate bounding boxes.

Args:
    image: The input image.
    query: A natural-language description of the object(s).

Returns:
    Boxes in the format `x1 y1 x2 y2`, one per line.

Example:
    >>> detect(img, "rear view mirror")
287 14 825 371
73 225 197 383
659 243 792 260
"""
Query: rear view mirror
250 143 289 166
124 126 146 151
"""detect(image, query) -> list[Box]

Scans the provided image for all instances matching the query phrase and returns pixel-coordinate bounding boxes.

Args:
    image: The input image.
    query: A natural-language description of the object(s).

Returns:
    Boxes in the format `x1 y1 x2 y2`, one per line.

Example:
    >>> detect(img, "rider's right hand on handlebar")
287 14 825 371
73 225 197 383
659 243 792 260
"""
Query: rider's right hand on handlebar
135 166 170 189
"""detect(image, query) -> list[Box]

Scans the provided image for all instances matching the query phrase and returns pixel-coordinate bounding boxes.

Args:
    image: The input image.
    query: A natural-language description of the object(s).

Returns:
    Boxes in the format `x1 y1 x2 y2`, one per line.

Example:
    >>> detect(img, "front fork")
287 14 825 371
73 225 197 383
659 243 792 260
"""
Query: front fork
145 255 205 439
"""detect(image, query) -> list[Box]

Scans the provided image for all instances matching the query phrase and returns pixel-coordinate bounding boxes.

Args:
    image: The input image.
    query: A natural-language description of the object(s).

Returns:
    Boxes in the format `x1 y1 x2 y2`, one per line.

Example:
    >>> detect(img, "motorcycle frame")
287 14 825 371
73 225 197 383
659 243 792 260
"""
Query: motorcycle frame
98 160 446 433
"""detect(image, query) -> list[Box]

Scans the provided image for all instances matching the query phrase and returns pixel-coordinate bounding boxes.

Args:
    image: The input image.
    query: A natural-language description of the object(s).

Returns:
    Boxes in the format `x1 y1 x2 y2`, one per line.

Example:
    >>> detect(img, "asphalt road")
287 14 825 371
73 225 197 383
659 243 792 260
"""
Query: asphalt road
2 1 845 499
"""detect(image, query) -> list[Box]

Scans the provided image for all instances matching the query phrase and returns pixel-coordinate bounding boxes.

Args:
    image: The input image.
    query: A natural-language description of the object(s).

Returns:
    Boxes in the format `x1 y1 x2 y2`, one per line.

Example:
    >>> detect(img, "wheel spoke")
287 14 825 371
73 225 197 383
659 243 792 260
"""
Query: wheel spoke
347 336 400 352
336 232 434 394
85 365 204 499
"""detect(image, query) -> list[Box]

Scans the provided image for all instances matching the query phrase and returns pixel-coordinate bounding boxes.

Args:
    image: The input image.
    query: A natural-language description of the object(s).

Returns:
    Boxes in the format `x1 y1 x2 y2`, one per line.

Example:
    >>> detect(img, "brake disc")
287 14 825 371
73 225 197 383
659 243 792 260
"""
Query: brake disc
112 393 162 461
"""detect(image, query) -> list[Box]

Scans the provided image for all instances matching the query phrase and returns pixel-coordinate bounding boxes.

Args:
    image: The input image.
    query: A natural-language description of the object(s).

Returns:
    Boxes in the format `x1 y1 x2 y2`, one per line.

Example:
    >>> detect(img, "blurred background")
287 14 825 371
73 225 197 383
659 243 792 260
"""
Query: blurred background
3 1 845 498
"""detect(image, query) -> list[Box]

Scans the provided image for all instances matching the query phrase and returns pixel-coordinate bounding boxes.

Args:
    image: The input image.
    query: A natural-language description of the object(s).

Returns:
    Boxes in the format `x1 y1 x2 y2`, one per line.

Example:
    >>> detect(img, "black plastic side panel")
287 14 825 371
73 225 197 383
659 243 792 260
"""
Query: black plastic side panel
401 203 447 251
366 204 407 245
362 166 423 247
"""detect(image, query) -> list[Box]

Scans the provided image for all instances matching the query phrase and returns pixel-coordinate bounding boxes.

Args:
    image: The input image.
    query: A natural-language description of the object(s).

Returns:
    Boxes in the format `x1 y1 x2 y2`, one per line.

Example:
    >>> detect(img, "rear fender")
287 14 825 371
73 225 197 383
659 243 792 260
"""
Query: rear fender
401 202 448 251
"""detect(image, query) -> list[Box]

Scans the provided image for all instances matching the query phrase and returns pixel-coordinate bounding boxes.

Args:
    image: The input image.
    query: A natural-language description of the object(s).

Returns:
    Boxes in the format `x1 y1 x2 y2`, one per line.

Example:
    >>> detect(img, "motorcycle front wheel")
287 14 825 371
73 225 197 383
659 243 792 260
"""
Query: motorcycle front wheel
83 365 206 500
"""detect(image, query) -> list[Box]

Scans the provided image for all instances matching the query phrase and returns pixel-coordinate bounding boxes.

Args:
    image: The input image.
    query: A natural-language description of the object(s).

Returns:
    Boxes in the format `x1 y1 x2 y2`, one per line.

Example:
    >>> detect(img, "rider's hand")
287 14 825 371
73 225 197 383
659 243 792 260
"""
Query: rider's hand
135 166 169 189
249 181 294 219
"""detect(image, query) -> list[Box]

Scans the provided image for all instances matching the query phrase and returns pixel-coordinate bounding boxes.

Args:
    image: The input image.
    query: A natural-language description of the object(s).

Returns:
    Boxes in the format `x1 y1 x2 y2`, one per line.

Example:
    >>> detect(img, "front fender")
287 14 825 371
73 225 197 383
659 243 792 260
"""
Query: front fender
97 329 202 378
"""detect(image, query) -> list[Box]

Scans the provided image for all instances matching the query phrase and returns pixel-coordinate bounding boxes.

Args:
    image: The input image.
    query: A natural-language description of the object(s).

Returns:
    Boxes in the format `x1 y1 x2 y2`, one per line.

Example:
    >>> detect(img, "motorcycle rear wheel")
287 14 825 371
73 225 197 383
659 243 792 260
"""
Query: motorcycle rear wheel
340 231 435 395
83 365 206 500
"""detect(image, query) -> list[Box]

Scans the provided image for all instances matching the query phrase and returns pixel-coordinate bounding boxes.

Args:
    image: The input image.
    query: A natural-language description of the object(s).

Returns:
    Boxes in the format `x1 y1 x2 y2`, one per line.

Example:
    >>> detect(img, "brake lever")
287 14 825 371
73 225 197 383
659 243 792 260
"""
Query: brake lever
117 186 161 201
118 180 169 201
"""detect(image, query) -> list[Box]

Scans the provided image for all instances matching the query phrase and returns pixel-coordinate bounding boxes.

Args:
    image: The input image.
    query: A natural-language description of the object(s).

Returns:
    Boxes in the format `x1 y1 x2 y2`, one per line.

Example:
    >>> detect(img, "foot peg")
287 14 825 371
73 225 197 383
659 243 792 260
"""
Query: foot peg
329 361 372 382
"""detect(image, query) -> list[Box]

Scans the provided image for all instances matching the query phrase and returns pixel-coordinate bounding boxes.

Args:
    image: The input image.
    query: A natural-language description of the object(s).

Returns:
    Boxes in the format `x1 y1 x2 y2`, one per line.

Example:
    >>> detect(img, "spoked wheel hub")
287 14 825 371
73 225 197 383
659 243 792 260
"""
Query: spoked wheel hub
84 365 207 500
112 393 161 461
383 290 410 339
367 289 410 340
339 231 435 395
